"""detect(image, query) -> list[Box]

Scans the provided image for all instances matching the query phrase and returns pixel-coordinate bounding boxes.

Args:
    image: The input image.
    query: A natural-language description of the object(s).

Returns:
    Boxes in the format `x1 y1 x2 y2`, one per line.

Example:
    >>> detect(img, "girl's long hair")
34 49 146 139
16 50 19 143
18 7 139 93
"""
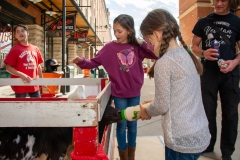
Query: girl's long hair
114 14 139 46
140 9 203 78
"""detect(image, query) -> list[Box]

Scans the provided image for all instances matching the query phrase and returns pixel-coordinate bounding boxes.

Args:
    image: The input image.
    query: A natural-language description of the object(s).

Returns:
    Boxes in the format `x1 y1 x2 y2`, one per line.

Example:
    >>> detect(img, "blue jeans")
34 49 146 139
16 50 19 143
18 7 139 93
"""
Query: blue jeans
113 96 140 150
165 146 201 160
15 90 41 98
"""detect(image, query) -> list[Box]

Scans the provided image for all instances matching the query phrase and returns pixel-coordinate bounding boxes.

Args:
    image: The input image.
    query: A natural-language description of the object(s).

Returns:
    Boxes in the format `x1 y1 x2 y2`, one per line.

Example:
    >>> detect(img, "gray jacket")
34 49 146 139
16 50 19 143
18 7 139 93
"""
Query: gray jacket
146 47 211 153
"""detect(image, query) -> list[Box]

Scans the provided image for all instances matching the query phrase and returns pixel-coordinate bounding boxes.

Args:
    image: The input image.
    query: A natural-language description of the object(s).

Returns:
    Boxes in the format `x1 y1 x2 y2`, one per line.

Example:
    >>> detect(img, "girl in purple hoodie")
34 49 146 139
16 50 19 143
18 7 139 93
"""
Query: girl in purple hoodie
71 14 157 160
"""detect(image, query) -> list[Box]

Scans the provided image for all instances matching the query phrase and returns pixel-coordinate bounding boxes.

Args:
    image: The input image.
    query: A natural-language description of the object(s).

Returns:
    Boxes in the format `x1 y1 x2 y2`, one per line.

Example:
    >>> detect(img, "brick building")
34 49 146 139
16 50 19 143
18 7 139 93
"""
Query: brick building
179 0 240 47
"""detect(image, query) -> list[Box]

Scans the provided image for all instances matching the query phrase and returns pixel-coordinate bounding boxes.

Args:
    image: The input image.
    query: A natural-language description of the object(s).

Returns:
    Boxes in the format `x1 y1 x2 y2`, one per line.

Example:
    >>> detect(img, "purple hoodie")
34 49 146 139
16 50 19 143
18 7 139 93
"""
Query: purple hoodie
76 41 157 98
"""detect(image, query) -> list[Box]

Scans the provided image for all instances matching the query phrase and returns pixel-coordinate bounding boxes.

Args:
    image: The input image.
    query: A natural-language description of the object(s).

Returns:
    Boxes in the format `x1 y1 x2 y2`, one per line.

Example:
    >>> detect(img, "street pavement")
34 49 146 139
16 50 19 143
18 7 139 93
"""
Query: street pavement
0 74 239 160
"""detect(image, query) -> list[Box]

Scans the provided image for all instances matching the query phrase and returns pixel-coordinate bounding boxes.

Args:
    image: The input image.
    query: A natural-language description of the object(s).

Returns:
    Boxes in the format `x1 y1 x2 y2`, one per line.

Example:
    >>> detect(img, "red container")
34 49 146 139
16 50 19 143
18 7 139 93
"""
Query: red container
41 93 55 98
72 127 98 156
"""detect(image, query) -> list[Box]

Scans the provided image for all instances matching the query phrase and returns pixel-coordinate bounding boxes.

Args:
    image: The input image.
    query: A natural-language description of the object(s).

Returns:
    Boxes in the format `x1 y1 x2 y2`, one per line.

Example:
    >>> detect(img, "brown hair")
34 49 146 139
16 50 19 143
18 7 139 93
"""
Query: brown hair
14 24 28 33
114 14 139 46
212 0 240 10
229 0 240 10
140 9 203 78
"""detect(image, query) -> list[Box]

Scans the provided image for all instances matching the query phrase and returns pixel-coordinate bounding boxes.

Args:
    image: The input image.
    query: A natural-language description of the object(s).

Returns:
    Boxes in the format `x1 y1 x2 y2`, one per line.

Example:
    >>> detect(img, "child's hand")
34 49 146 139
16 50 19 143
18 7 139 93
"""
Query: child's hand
137 102 151 120
142 99 153 104
69 56 82 64
19 73 32 84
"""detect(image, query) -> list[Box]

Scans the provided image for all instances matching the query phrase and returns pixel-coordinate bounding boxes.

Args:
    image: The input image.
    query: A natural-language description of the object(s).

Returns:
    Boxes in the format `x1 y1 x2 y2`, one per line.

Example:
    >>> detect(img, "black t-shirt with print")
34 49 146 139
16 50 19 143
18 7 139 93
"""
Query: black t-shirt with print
193 12 240 59
192 12 240 71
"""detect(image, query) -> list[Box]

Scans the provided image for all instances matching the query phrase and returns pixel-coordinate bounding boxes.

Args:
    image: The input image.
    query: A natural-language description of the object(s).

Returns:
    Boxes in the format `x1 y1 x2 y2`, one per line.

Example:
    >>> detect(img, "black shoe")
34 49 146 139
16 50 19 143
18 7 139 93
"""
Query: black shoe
221 155 232 160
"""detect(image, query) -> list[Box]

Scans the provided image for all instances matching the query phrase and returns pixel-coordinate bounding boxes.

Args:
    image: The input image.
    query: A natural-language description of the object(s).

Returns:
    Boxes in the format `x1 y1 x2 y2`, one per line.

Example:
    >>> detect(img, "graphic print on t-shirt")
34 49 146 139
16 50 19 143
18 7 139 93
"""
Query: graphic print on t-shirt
204 21 231 48
19 50 37 70
117 47 135 72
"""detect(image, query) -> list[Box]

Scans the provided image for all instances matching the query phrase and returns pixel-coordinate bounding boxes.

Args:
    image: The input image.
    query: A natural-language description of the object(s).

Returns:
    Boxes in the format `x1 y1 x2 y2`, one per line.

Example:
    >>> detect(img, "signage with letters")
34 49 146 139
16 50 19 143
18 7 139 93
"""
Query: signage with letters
46 16 76 31
68 30 89 42
73 30 88 38
0 22 12 53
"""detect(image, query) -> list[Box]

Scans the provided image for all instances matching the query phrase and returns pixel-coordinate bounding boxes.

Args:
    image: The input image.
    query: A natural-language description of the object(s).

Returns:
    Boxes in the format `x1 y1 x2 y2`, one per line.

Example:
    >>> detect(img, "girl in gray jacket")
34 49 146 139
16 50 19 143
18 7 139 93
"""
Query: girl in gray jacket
138 8 211 160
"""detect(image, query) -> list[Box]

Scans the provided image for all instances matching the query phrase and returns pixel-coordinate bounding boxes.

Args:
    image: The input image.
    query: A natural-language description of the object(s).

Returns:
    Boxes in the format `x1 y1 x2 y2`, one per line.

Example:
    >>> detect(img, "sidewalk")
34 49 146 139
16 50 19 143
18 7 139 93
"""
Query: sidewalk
113 137 214 160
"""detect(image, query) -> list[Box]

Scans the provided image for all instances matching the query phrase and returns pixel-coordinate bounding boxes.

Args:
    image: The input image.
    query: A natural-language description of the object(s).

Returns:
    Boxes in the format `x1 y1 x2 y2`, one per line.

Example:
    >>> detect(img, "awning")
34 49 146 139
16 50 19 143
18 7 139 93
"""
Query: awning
35 0 102 46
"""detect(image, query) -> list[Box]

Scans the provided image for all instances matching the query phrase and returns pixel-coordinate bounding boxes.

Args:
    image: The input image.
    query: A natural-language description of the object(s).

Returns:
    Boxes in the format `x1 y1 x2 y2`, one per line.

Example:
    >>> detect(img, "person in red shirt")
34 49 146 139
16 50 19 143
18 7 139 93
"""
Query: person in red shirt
4 24 43 98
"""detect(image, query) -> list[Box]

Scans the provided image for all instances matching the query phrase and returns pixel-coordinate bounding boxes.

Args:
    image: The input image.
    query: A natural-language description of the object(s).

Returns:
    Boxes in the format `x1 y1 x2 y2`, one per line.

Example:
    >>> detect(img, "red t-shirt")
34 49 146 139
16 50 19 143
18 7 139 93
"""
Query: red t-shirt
4 43 44 94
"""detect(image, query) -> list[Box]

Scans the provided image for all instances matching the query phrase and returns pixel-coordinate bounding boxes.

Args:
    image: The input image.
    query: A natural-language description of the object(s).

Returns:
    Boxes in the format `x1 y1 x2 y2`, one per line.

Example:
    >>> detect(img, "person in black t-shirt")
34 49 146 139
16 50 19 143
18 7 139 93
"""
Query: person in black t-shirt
191 0 240 160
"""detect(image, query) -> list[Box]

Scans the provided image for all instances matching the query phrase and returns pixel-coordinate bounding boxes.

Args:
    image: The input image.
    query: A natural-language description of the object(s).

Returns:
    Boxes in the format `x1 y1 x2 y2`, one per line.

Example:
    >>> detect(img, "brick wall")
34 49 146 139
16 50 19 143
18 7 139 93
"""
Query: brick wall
52 37 63 70
179 0 198 15
27 25 44 66
76 48 85 74
68 44 77 66
179 1 213 46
